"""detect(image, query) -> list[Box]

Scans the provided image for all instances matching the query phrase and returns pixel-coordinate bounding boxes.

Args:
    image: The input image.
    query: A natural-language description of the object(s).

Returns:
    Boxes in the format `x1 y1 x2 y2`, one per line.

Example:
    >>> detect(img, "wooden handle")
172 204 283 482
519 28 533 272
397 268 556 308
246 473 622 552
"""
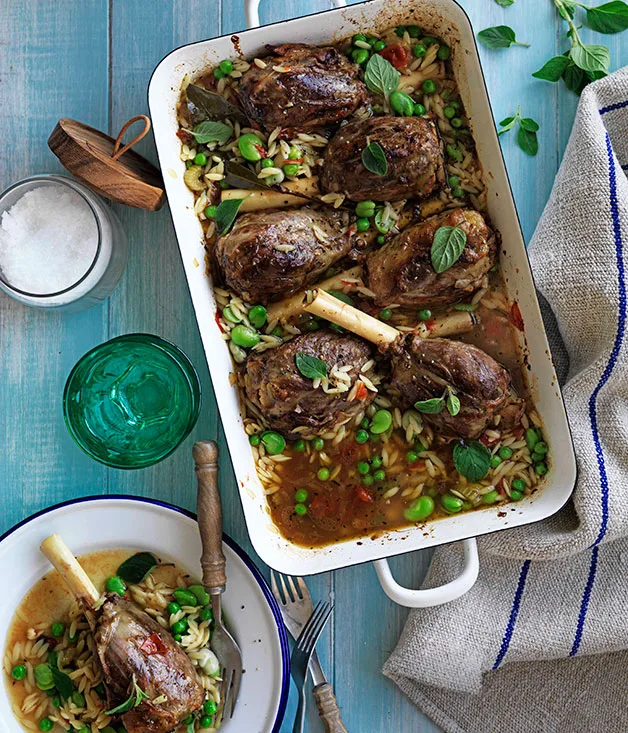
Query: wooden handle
313 682 349 733
194 440 226 592
40 534 100 609
305 289 400 347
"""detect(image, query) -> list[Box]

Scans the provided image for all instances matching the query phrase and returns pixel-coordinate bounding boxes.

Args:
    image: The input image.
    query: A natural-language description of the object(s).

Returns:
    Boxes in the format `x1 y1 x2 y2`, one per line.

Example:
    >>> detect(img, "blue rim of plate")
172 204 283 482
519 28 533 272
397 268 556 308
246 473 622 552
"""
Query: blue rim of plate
0 494 290 733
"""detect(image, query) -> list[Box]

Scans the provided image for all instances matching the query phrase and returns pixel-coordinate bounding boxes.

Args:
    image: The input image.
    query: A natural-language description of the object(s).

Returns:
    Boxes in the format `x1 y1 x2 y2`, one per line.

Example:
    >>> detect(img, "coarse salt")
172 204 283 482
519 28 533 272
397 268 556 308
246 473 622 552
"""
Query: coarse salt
0 184 98 294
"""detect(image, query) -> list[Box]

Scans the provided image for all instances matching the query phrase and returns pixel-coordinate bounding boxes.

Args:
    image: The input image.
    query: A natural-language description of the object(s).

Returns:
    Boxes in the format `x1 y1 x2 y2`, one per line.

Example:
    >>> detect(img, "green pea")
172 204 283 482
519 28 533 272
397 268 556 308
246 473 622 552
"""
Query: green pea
452 187 465 198
373 469 386 481
204 699 219 715
308 438 322 452
351 48 370 65
172 619 189 635
189 585 211 606
451 117 463 129
167 602 181 615
390 91 415 117
45 688 56 697
214 68 225 79
407 25 421 37
261 431 286 455
422 79 437 94
482 490 499 504
260 158 274 169
444 105 456 119
362 474 374 486
238 133 265 162
360 417 370 429
199 607 213 622
413 103 426 116
95 683 106 697
525 428 539 451
535 462 548 476
52 695 61 708
533 441 548 456
395 26 407 36
413 43 427 58
174 633 183 642
356 217 370 232
418 309 432 321
295 488 309 502
106 576 126 596
446 143 463 161
415 438 427 452
355 200 376 218
376 234 386 245
510 490 523 501
34 664 54 691
370 409 392 434
373 40 386 51
51 622 64 638
12 665 26 680
230 324 260 348
317 467 330 481
284 163 299 176
194 152 207 166
249 433 261 446
355 429 369 444
437 44 451 60
39 719 53 732
353 33 367 43
295 503 308 516
511 478 526 491
294 439 306 452
78 727 91 733
379 308 392 321
404 495 435 522
173 588 198 607
448 175 459 187
200 716 213 729
406 451 418 464
248 304 267 329
186 160 193 169
374 208 393 233
72 690 86 707
490 455 502 468
202 205 217 223
357 461 371 475
441 494 464 514
498 446 513 460
366 36 379 46
219 59 233 74
423 36 438 46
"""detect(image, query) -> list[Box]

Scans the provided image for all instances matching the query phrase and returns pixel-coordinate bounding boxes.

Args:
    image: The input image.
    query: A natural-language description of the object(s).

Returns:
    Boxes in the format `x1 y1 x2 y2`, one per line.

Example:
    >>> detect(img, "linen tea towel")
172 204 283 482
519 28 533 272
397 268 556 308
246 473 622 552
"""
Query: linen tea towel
384 67 628 733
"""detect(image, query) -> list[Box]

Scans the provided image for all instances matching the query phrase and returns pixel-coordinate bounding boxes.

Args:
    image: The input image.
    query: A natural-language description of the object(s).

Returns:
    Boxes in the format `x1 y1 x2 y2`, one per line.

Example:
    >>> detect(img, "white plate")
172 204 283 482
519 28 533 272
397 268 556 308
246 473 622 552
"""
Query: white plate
0 496 289 732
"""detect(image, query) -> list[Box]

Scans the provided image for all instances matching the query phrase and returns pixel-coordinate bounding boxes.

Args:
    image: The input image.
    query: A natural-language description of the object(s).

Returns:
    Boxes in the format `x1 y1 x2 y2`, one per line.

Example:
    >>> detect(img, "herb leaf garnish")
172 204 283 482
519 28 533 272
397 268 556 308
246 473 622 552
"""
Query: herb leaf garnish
191 121 233 145
477 25 530 49
586 0 628 33
106 675 149 715
117 552 158 584
364 53 400 98
453 441 491 481
295 353 328 380
215 198 247 235
494 0 515 6
430 226 467 273
446 390 461 417
498 106 540 156
414 397 445 414
532 55 571 81
50 667 73 699
361 142 388 176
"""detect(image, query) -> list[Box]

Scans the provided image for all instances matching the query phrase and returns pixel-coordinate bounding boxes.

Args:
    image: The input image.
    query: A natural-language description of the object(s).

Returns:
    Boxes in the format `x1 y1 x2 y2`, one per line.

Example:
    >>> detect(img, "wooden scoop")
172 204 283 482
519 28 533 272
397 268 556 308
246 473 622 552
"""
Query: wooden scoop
304 289 476 346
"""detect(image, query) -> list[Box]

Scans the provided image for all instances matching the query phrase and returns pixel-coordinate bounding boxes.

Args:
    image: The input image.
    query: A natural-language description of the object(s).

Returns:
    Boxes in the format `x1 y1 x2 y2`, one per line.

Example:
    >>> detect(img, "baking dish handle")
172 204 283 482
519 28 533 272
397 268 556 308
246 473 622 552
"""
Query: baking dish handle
373 538 479 607
245 0 347 29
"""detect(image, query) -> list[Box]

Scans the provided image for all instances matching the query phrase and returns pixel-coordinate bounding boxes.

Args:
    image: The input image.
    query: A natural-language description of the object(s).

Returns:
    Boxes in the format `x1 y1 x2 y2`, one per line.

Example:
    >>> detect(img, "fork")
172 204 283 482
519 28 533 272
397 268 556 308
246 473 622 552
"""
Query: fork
291 600 335 733
272 573 348 733
194 440 243 720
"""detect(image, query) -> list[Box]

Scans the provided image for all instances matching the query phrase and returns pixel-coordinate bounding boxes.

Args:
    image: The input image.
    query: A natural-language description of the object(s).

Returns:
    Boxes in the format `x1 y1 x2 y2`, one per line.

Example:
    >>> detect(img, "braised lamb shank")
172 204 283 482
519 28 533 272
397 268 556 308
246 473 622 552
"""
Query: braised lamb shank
237 44 369 132
320 116 447 202
244 330 375 435
215 206 354 304
365 208 496 307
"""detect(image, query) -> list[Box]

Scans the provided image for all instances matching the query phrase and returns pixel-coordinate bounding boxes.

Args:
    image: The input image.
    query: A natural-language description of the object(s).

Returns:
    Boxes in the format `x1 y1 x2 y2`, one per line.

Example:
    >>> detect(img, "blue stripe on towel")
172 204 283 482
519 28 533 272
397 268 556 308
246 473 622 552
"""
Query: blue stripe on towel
570 547 599 656
492 560 531 669
589 132 626 549
599 99 628 115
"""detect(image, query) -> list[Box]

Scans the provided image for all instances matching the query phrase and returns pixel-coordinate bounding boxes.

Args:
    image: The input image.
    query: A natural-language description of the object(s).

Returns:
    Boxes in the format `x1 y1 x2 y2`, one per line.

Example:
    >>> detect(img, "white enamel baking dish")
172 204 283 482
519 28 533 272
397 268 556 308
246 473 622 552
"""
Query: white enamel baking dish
149 0 577 607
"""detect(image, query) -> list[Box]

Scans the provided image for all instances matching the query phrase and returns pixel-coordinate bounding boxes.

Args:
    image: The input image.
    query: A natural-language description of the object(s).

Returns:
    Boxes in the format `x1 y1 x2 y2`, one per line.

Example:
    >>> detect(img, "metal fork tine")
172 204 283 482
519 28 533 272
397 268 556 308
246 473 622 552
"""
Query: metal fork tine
286 574 299 601
299 600 325 650
270 569 281 603
229 664 242 719
279 572 291 604
296 576 310 601
220 666 234 719
301 602 333 654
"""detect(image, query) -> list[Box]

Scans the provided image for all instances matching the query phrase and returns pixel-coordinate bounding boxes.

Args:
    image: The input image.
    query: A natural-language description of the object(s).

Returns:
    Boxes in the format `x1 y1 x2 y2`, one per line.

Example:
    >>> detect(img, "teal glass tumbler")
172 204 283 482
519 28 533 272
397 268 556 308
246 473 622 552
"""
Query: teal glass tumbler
63 334 201 468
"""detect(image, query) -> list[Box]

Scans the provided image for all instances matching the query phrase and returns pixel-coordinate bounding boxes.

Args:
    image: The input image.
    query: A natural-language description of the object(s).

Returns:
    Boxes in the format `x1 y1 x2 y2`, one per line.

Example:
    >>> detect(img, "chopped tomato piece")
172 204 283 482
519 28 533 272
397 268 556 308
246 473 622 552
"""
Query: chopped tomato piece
379 44 408 70
140 632 168 656
309 493 340 519
355 486 374 503
281 158 304 166
510 302 524 332
176 129 194 145
214 311 224 333
479 433 496 447
354 382 369 400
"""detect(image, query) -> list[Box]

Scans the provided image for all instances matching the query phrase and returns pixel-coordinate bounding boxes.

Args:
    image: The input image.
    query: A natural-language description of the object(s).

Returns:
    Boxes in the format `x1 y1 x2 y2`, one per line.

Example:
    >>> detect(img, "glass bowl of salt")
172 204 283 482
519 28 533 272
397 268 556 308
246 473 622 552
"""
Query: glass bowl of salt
0 174 127 311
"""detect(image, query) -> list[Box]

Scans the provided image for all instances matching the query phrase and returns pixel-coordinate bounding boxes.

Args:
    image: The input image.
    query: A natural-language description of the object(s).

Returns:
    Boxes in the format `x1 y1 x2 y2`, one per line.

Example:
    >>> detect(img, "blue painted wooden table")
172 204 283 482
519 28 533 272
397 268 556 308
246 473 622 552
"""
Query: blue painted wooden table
1 2 627 731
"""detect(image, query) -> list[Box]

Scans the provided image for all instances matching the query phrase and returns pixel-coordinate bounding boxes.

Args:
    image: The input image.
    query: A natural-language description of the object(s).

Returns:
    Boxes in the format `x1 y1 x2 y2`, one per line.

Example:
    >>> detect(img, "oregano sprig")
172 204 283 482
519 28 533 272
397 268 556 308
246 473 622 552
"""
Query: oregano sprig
498 106 540 156
477 25 530 48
